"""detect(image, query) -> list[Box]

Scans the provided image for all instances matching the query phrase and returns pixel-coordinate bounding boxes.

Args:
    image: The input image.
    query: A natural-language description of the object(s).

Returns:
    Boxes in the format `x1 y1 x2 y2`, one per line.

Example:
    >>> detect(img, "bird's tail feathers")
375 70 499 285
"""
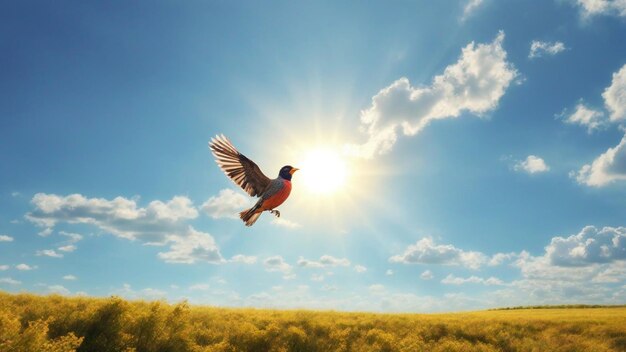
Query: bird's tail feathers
240 207 262 227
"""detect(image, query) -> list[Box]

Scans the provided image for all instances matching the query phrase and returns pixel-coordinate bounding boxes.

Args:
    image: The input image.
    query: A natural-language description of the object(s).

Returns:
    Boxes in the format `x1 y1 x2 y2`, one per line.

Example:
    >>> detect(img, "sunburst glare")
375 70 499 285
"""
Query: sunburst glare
300 149 348 195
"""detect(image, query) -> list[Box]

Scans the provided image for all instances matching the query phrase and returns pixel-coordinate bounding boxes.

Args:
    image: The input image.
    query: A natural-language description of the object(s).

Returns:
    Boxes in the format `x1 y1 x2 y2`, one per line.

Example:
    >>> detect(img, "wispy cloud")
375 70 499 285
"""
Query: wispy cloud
111 283 167 300
230 254 257 264
354 265 367 273
58 245 77 252
441 274 504 285
189 283 211 291
0 277 21 285
38 228 53 237
297 255 351 268
271 217 301 229
0 235 13 242
36 249 63 258
345 31 517 158
461 0 485 21
528 40 566 59
59 231 83 243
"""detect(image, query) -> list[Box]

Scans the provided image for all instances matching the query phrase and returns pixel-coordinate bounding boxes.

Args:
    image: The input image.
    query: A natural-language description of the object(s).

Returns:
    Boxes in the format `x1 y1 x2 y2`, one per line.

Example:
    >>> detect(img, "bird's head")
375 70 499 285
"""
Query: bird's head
278 165 299 181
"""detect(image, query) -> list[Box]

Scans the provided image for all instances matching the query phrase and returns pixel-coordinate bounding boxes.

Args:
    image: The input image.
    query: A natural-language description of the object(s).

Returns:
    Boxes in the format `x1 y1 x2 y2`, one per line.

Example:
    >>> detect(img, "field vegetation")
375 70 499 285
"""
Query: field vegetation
1 291 625 351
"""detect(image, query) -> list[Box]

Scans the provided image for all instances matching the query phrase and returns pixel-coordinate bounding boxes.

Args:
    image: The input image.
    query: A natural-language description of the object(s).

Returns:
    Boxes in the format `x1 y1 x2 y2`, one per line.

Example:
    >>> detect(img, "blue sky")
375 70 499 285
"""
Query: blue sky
1 0 626 312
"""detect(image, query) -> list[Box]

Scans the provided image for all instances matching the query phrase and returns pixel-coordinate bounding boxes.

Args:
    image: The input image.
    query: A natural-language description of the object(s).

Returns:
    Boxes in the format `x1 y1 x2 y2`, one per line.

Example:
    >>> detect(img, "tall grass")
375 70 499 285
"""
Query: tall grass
1 291 624 351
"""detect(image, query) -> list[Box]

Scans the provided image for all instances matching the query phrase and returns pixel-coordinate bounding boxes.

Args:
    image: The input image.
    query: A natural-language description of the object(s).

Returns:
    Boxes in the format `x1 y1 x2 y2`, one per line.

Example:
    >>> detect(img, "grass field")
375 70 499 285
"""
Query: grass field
1 291 625 352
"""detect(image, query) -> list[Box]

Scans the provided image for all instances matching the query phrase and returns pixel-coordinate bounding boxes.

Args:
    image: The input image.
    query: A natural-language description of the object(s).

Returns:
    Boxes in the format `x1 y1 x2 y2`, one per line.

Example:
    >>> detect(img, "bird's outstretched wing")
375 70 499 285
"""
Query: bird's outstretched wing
209 134 272 197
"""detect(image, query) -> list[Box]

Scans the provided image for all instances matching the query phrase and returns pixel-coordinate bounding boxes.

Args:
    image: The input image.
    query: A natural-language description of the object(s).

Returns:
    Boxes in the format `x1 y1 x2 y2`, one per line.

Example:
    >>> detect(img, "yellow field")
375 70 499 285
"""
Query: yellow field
1 291 625 352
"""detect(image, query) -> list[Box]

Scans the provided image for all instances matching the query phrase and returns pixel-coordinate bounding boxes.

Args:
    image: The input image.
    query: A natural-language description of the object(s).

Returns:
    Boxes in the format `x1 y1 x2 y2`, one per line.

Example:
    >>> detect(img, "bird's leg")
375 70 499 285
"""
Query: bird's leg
268 209 281 218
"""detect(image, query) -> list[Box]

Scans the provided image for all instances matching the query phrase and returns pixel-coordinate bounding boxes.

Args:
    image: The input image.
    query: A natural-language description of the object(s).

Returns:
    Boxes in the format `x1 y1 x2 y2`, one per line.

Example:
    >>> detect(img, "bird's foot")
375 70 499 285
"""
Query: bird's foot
269 210 281 218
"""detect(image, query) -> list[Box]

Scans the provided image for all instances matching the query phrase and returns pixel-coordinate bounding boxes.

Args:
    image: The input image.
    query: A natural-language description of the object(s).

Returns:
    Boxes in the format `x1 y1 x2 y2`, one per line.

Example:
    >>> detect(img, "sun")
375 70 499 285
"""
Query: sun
299 149 348 195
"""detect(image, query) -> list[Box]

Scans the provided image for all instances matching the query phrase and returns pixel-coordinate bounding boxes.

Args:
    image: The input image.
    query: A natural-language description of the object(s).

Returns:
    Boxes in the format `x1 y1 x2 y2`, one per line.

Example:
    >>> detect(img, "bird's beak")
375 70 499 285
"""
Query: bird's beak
289 167 299 175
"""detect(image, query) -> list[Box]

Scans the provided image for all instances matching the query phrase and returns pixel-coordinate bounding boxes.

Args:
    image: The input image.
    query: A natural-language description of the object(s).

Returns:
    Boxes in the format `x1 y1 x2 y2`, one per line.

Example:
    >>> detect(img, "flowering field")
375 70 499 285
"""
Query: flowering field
1 291 625 351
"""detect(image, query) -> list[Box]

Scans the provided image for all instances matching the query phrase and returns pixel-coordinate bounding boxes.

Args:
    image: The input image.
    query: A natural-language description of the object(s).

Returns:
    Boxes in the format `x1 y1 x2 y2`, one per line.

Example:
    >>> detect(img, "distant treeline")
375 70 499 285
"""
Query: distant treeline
490 304 626 310
1 291 625 351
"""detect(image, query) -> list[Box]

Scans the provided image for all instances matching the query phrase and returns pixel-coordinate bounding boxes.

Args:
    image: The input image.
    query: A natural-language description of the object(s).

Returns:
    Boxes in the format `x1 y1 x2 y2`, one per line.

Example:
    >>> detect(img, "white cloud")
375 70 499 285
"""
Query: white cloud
593 261 626 283
271 217 301 228
462 0 485 21
63 275 77 281
297 255 351 268
38 228 53 237
545 226 626 266
514 155 550 174
389 237 487 269
16 264 36 271
420 270 434 280
572 0 626 18
0 265 8 271
264 256 292 276
59 231 83 243
26 193 198 241
11 191 20 197
157 227 224 264
229 254 257 264
386 269 394 276
0 235 13 242
354 265 367 273
441 274 504 285
201 189 251 219
0 277 21 285
575 133 626 186
58 245 77 252
25 193 225 264
488 252 518 266
528 40 566 59
571 65 626 187
564 102 606 132
499 225 626 306
602 64 626 122
345 31 517 158
36 249 63 258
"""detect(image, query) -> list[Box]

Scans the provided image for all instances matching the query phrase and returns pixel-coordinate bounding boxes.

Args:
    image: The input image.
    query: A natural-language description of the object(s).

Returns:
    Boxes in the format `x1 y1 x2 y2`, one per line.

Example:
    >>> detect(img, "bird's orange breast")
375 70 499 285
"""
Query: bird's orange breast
261 180 292 210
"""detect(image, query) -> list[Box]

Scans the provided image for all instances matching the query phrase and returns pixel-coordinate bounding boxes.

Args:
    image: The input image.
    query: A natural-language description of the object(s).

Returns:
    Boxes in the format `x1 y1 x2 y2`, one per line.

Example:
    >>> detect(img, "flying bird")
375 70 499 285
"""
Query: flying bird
209 134 299 226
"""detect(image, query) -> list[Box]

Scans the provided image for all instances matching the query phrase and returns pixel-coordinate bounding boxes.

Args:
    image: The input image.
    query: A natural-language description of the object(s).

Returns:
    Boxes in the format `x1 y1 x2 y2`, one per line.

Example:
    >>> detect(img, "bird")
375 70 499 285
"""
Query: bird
209 134 299 226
